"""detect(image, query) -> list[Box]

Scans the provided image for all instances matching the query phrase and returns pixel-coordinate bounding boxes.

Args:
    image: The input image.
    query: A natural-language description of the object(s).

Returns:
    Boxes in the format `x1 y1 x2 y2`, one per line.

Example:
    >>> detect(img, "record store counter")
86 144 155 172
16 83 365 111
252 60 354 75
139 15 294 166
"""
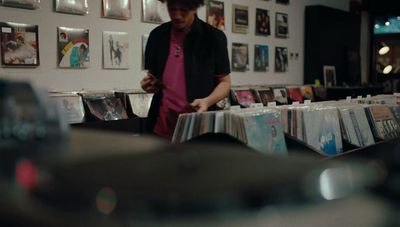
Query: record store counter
1 128 398 227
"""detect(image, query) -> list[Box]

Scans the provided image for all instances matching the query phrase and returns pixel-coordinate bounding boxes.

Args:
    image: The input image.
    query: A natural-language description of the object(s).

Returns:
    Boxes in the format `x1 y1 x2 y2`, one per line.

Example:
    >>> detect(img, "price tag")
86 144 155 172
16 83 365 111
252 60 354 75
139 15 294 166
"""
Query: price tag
346 96 352 102
230 105 241 111
304 100 311 104
357 95 362 100
292 101 300 105
366 94 371 99
394 93 400 97
250 103 264 108
267 102 277 107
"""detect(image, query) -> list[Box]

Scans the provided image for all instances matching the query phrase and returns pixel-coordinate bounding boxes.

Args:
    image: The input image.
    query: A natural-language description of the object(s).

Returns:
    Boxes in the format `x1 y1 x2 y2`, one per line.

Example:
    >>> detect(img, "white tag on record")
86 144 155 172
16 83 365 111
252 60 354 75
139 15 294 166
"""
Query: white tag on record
304 100 311 104
267 102 277 107
250 103 263 108
394 93 400 97
2 27 11 33
366 94 371 99
230 105 241 111
357 95 362 100
346 96 352 102
292 101 300 105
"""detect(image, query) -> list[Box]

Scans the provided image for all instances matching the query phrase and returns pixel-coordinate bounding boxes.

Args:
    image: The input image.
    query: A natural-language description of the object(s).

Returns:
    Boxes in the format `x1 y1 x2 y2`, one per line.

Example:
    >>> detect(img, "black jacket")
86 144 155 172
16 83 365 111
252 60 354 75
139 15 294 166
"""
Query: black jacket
144 16 231 132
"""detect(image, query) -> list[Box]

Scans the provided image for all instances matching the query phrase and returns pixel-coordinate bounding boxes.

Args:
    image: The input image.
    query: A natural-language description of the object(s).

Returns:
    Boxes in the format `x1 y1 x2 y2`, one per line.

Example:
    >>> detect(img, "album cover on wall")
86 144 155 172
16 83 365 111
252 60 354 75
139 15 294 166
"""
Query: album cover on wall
276 0 289 4
276 12 288 38
142 0 169 24
255 8 270 36
55 0 88 15
275 46 288 72
1 0 40 9
206 0 225 30
254 44 269 72
0 22 39 66
102 0 131 20
232 42 249 72
232 4 248 34
57 27 89 68
323 65 336 87
103 31 129 69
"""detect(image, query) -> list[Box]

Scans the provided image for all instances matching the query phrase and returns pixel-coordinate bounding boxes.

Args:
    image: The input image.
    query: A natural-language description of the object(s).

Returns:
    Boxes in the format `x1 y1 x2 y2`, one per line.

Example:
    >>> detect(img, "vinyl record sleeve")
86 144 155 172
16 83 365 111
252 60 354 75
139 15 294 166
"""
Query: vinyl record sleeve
1 0 40 9
0 22 39 66
142 0 169 24
103 31 129 69
55 0 88 15
128 93 153 118
206 0 225 30
232 4 248 34
232 43 249 72
57 27 89 68
102 0 131 20
51 93 85 124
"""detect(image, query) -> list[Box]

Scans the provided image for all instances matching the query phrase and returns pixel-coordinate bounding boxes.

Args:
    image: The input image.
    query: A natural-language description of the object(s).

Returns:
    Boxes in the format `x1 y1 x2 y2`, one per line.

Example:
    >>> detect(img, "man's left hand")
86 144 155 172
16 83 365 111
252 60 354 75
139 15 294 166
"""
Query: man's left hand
190 98 210 113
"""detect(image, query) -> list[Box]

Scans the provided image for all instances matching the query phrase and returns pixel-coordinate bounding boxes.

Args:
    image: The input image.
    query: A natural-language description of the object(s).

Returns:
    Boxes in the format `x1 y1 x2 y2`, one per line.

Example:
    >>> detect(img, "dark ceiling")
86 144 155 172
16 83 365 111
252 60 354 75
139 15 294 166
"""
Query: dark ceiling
363 0 400 14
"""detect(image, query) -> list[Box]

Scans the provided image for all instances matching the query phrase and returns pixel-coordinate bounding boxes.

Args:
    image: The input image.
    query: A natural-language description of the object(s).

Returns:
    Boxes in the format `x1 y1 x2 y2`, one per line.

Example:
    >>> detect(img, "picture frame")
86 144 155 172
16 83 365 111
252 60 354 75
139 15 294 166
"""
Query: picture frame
276 12 288 38
206 0 225 31
55 0 88 15
255 8 270 36
57 27 89 68
254 44 269 72
1 0 40 9
102 31 129 69
142 0 169 24
276 0 289 4
323 65 337 87
275 46 288 72
0 22 39 67
232 42 249 72
102 0 131 20
232 4 248 34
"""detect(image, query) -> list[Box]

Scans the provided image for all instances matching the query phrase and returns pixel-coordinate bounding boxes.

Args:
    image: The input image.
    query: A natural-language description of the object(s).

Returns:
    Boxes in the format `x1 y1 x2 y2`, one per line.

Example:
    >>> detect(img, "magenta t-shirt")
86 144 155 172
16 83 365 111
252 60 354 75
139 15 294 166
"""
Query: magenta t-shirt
153 29 189 140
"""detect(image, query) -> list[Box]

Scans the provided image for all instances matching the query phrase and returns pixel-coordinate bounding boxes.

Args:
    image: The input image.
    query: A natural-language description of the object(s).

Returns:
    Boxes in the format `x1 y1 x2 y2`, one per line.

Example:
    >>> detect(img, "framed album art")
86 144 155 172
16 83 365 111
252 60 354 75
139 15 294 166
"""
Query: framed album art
232 4 248 34
275 46 288 72
323 65 336 87
276 0 289 4
57 27 89 68
1 0 40 9
103 31 129 69
232 42 249 72
0 22 39 67
142 0 169 24
255 8 270 36
206 0 225 31
276 12 288 38
254 44 269 72
55 0 88 15
102 0 131 20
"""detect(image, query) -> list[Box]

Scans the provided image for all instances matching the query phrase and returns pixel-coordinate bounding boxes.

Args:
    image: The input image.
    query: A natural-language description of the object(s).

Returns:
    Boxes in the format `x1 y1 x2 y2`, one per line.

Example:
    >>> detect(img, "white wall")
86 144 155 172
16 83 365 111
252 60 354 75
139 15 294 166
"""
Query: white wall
0 0 350 92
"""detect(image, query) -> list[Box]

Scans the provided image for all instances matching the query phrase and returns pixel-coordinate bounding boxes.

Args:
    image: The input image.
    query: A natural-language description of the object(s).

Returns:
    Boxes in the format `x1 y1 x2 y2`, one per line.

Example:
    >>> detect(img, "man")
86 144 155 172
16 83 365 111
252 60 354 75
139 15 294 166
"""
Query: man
141 0 231 140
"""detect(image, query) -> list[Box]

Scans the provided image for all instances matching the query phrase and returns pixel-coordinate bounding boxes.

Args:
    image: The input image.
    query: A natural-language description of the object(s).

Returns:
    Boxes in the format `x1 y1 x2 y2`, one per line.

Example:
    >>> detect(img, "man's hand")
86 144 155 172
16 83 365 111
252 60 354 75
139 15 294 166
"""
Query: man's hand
140 73 162 93
190 98 210 113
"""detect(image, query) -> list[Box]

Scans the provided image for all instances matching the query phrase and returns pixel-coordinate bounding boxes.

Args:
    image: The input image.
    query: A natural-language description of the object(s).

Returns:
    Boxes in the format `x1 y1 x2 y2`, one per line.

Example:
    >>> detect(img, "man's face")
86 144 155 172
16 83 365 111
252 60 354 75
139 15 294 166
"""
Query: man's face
167 3 196 31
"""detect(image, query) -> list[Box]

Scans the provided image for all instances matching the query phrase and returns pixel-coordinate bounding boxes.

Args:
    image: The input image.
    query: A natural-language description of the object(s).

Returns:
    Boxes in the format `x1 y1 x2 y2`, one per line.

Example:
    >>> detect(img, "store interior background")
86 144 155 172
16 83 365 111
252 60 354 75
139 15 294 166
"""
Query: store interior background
0 0 367 92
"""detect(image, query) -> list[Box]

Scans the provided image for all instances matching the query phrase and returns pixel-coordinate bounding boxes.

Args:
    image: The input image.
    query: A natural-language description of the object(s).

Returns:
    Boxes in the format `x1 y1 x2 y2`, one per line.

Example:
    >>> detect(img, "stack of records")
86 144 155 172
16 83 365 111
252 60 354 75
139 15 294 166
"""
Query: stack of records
279 104 343 156
337 104 375 147
364 105 400 140
81 92 128 121
49 92 85 124
173 108 287 155
115 90 153 118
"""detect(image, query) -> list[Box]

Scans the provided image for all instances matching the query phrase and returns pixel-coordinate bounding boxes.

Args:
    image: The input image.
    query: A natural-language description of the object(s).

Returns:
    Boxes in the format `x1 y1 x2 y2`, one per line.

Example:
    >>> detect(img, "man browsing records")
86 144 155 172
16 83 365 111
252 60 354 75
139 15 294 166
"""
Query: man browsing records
141 0 231 140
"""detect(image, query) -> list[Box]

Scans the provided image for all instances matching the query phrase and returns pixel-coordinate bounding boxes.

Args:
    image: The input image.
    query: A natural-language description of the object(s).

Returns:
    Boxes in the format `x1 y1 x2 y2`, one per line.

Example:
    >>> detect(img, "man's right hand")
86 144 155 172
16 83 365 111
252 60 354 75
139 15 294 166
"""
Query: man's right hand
140 73 162 93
